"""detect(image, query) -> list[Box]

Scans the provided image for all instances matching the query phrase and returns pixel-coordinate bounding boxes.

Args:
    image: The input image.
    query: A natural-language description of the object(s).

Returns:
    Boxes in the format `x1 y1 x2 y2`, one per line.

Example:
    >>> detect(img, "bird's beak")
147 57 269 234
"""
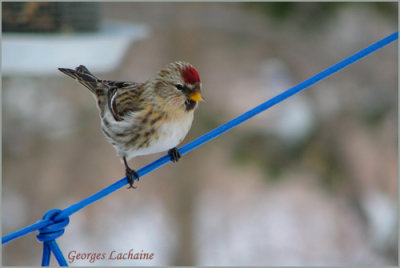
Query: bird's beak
189 91 204 102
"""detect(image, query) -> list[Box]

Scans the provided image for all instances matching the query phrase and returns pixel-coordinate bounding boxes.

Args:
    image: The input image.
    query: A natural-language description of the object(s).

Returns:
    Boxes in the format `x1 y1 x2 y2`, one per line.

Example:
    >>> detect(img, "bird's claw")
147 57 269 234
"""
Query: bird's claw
126 167 139 189
168 147 181 162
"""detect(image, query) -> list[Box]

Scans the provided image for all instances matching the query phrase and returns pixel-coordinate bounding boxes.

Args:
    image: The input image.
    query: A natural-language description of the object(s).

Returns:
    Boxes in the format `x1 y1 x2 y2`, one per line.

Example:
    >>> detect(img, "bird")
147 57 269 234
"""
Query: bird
58 61 203 188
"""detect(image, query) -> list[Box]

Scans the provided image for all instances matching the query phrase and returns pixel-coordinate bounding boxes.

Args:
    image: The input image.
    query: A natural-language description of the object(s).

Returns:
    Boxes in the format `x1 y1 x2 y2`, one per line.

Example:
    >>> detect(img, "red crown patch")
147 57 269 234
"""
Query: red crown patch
182 66 200 84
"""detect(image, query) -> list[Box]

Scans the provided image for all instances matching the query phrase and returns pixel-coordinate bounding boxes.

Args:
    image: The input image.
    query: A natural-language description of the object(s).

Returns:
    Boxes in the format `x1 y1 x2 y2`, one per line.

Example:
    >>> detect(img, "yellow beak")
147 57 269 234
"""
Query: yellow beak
189 91 204 102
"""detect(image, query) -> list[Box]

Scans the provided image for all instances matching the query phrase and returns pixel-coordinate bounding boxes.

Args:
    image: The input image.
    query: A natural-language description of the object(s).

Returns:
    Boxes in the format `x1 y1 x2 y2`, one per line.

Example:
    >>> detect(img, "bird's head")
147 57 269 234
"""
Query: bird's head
153 61 203 111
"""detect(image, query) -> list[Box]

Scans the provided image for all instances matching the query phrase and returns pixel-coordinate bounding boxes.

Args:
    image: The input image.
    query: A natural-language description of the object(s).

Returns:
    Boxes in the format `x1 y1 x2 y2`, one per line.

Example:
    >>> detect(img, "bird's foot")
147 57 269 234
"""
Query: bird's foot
123 156 139 189
126 167 140 189
168 147 181 163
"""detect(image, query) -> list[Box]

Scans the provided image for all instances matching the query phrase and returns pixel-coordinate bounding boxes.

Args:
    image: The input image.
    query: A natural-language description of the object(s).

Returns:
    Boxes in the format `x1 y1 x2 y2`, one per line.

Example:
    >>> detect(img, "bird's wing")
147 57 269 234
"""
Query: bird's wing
103 81 146 121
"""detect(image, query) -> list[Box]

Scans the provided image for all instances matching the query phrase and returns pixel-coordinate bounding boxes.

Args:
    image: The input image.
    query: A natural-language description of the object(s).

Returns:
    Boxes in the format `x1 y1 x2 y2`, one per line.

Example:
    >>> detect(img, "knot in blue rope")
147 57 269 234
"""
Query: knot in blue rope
37 209 69 243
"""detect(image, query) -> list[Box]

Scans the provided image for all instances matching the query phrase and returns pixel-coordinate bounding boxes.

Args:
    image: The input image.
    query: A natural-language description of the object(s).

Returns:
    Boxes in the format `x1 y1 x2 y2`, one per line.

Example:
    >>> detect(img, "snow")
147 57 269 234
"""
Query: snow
2 21 149 76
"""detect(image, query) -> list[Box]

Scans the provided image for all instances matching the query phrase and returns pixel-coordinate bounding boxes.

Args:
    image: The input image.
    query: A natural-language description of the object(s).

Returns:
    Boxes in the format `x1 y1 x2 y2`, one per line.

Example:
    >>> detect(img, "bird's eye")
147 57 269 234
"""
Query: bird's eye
175 84 184 90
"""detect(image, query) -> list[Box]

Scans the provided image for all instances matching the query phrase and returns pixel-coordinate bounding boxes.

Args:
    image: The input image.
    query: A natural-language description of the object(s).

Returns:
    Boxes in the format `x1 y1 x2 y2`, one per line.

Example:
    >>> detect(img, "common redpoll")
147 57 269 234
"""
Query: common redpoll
59 62 203 188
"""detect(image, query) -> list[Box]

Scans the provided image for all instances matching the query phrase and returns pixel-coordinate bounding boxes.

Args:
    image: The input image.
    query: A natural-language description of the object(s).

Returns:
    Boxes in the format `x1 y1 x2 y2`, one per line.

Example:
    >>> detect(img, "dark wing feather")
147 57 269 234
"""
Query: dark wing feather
59 65 145 121
105 81 145 121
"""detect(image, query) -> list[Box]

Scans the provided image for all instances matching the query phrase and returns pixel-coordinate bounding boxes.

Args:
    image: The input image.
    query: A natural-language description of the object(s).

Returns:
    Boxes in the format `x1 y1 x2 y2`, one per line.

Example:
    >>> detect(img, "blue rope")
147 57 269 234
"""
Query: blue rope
2 32 398 266
36 209 69 266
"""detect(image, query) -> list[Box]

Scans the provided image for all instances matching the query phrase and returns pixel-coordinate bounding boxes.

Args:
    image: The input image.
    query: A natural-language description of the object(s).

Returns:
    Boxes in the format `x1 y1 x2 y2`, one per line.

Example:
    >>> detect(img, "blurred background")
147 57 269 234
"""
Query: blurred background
2 2 398 266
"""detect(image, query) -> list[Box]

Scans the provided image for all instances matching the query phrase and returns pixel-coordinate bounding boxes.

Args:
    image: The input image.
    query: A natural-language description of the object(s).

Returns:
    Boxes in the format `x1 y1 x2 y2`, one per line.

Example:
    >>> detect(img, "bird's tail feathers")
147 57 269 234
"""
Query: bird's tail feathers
59 65 108 117
58 65 104 95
